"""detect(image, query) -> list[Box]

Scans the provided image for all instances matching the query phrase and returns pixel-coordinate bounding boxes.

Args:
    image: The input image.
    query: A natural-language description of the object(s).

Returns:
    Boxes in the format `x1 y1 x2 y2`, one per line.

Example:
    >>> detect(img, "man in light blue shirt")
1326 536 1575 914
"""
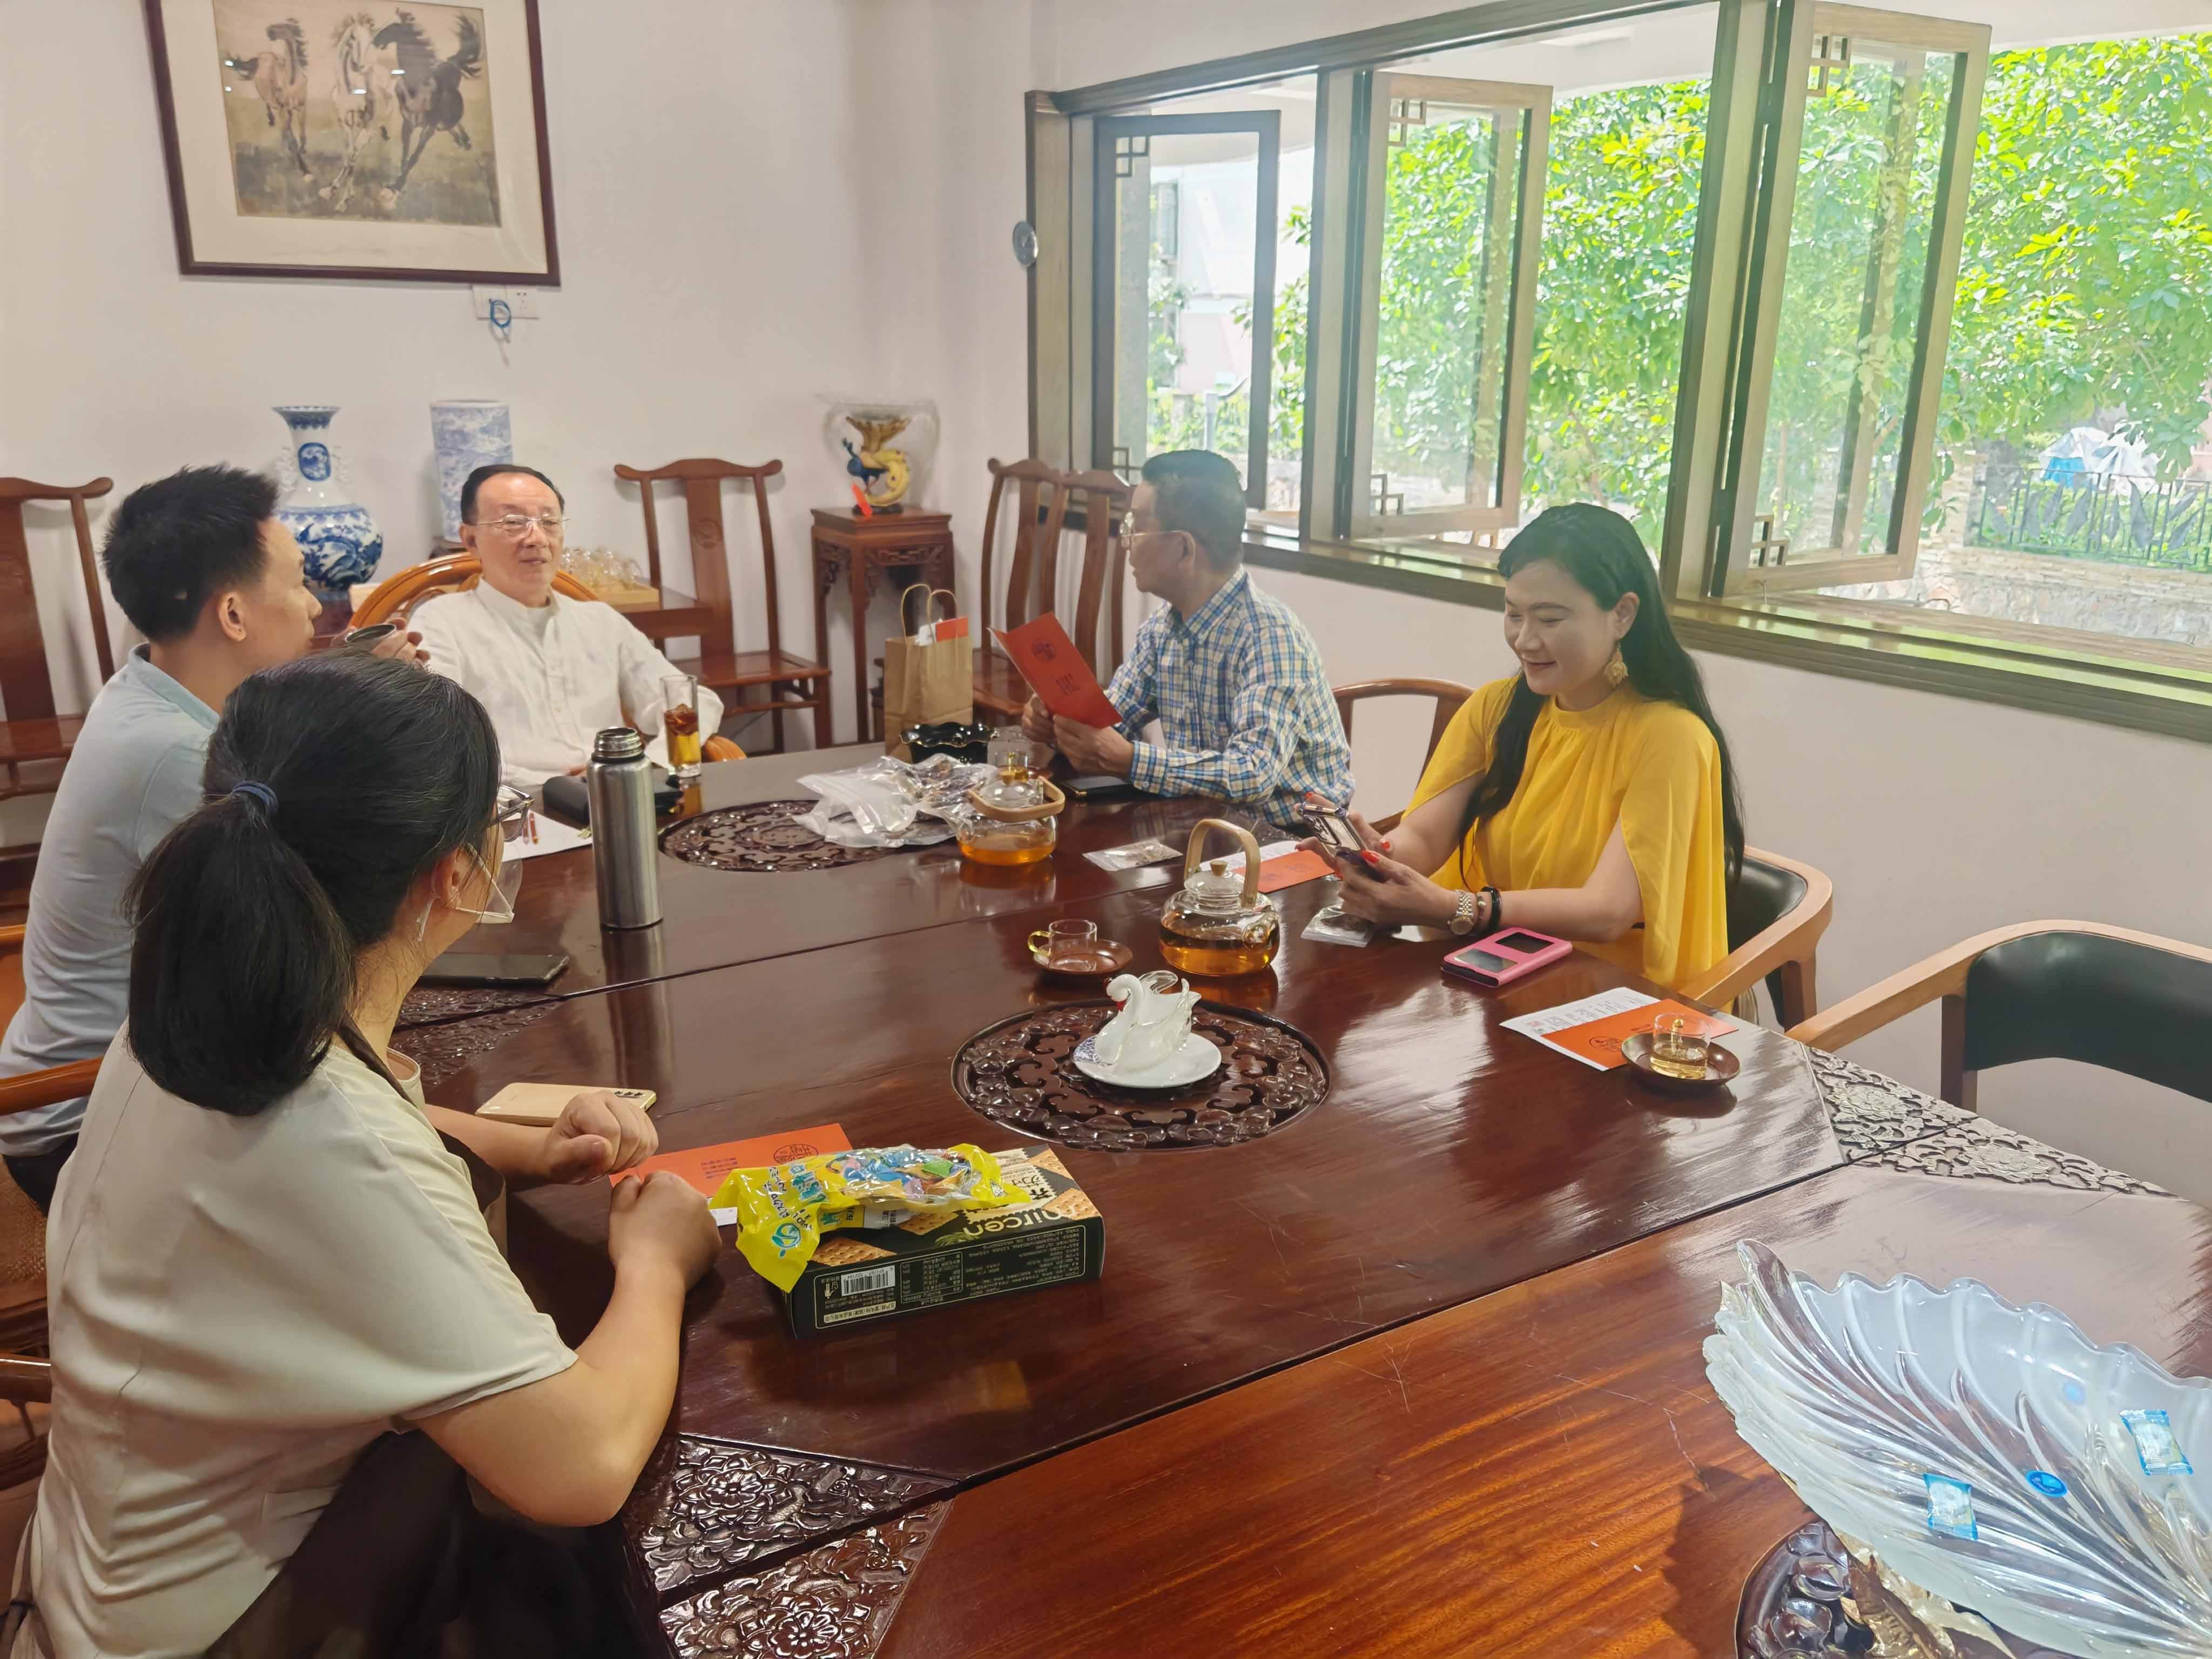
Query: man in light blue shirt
1022 450 1352 828
0 466 375 1208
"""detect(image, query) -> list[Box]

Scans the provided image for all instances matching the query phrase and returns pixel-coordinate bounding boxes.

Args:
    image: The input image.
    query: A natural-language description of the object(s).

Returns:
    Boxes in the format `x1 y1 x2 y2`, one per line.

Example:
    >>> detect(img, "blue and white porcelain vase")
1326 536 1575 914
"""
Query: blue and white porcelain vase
430 400 513 542
271 405 385 600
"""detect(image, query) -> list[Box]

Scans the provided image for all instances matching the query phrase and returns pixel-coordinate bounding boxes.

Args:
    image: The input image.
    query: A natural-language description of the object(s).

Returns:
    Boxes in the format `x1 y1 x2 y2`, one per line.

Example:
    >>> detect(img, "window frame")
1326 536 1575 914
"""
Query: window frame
1023 0 2212 744
1089 110 1282 511
1345 74 1552 545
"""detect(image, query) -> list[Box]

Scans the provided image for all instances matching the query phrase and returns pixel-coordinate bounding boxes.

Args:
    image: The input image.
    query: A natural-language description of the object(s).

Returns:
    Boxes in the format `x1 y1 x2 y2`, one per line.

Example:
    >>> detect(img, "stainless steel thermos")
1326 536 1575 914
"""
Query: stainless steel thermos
585 727 662 929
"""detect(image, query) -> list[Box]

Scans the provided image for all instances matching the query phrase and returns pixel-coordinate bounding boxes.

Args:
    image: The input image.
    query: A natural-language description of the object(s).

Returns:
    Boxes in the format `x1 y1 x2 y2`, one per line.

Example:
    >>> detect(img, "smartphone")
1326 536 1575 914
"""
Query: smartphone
1064 774 1135 801
420 952 572 988
541 772 682 825
1298 804 1386 879
340 622 400 649
1441 929 1574 988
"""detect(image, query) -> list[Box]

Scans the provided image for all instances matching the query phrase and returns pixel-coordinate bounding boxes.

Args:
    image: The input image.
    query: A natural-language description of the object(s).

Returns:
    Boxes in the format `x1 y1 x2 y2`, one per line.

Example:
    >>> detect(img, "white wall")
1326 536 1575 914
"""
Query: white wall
1 0 941 832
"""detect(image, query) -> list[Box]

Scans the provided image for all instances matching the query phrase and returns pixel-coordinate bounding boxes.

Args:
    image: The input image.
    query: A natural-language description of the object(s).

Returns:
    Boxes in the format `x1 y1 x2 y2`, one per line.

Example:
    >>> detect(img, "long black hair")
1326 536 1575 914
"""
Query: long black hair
1455 503 1744 882
126 653 502 1115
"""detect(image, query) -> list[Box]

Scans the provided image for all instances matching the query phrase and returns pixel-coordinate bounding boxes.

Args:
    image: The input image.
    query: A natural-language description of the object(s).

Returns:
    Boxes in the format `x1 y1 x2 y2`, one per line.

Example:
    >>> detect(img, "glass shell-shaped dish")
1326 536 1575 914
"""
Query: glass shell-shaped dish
1705 1239 2212 1657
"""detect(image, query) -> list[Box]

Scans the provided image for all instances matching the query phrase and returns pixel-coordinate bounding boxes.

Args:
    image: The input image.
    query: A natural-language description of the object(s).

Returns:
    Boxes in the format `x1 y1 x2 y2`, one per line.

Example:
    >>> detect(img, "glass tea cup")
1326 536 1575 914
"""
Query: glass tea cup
1648 1014 1710 1081
1028 918 1102 971
660 672 703 780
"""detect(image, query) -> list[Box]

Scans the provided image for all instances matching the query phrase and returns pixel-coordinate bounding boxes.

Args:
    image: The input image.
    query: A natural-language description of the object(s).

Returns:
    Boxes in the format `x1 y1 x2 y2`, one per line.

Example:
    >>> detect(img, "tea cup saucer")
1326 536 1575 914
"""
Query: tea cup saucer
1072 1033 1222 1090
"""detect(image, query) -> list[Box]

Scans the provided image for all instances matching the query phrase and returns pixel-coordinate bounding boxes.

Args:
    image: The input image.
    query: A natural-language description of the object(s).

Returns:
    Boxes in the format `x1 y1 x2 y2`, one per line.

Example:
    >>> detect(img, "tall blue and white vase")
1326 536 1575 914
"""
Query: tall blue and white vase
430 400 514 542
271 406 385 600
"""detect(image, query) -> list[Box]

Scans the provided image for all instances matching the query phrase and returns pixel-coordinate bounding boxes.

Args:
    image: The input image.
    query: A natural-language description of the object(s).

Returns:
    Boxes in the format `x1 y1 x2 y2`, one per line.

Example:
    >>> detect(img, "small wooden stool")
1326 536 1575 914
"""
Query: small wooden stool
810 508 956 743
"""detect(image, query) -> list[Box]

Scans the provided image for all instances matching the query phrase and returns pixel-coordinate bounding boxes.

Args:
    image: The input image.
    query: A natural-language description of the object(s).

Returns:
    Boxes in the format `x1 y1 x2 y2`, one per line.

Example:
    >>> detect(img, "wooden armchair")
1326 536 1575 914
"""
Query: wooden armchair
1789 921 2212 1110
1330 678 1472 831
615 459 830 753
973 461 1132 719
1 477 116 817
1684 848 1832 1028
349 557 743 762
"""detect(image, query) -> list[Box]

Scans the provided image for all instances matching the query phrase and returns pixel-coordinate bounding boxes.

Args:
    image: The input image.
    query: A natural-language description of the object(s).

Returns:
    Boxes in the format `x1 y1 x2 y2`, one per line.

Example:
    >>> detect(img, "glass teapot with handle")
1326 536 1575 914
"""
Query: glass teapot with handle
951 759 1064 866
1158 818 1280 975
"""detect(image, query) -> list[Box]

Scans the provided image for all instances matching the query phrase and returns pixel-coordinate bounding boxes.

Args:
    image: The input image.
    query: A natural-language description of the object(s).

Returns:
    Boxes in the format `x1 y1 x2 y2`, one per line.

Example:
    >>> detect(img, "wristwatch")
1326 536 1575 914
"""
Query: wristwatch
1448 891 1479 935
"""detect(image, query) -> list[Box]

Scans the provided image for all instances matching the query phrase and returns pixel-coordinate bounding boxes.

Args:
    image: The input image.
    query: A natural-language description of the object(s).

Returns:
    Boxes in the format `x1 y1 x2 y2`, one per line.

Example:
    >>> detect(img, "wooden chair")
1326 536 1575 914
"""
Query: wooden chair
349 557 742 761
1 477 116 811
1788 921 2212 1110
1683 848 1832 1028
614 460 830 754
973 460 1132 719
1328 678 1473 831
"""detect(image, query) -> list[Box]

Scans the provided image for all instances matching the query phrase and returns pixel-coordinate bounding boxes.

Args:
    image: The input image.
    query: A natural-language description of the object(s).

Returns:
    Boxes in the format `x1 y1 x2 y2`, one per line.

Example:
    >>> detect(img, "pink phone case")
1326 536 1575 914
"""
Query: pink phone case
1441 927 1575 987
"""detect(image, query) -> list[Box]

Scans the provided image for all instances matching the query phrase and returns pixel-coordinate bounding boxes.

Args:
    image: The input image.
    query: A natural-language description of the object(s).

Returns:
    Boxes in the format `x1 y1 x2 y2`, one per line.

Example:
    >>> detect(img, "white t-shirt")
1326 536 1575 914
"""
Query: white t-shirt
30 1036 575 1658
413 582 724 788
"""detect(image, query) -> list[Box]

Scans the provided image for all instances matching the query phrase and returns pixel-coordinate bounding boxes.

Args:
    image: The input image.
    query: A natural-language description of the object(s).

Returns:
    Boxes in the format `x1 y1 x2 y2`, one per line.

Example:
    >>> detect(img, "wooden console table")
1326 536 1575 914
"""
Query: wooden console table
808 508 956 743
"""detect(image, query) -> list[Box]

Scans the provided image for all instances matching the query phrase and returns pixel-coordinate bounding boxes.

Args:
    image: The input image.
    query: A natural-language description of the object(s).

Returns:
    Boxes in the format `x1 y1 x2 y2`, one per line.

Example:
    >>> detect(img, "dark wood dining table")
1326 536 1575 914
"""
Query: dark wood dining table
397 745 1232 1028
389 766 2202 1657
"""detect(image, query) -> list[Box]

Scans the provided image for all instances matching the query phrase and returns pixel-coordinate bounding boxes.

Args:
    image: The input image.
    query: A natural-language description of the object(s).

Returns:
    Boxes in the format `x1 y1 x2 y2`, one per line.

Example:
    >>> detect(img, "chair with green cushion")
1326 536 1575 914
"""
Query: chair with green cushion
1787 921 2212 1109
1683 848 1833 1028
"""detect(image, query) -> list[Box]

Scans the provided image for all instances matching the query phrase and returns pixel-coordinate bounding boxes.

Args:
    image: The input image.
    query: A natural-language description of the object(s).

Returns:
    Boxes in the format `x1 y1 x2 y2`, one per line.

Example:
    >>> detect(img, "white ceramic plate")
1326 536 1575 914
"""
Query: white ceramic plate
1071 1033 1222 1090
1706 1240 2212 1657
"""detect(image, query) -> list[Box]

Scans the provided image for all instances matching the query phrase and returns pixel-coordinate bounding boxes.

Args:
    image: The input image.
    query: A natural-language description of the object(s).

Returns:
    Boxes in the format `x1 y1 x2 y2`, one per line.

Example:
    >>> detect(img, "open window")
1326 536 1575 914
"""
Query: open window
1091 111 1281 511
1347 75 1550 546
1714 3 1990 596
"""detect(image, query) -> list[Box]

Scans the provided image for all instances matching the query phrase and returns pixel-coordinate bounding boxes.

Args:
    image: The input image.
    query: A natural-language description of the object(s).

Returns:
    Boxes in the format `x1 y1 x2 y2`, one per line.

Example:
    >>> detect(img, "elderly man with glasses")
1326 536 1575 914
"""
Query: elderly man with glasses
414 464 725 788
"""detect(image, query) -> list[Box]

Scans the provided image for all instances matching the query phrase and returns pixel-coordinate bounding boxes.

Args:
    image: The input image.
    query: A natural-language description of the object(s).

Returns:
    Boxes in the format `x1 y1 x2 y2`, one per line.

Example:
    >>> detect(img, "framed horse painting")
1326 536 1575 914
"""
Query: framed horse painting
143 0 559 282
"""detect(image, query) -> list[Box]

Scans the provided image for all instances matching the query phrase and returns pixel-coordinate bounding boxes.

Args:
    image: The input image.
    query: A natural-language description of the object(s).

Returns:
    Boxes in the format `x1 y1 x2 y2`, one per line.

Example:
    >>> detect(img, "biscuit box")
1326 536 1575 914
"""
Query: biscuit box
784 1146 1103 1337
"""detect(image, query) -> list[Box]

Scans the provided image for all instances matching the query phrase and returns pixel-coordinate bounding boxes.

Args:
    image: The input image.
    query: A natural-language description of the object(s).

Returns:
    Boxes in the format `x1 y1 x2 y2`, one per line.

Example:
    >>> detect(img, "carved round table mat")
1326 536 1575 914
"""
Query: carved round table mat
660 800 921 873
950 1000 1330 1151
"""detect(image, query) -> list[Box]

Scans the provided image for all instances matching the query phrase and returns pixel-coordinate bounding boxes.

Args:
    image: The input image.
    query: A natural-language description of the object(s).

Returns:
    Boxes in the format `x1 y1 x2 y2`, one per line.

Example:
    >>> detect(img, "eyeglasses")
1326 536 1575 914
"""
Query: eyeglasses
474 512 568 538
494 785 533 826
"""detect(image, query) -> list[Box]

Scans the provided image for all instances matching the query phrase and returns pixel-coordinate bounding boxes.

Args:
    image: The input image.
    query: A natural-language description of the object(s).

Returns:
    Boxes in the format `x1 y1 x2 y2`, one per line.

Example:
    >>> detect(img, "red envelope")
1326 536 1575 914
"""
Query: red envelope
994 615 1122 729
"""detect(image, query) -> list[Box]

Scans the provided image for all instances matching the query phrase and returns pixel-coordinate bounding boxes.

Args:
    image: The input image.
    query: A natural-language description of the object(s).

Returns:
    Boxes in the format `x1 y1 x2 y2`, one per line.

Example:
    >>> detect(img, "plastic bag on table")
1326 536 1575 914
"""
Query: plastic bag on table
793 755 994 847
714 1144 1023 1291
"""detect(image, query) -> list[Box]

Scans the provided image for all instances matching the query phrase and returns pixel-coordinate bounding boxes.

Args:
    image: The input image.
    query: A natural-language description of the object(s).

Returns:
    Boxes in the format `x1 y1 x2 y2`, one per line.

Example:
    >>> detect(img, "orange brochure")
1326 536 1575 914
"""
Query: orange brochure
612 1121 851 1220
994 615 1123 728
1256 848 1334 892
1543 1001 1735 1070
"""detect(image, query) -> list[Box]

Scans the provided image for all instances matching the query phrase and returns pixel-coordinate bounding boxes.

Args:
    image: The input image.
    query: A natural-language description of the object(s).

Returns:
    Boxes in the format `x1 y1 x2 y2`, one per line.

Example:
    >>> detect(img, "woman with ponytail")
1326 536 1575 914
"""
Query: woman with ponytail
1303 503 1743 992
28 653 715 1657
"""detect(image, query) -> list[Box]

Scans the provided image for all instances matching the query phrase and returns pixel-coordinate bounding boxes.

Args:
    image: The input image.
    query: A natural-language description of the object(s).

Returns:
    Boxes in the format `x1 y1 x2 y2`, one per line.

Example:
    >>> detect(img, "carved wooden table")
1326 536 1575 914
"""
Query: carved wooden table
808 507 956 744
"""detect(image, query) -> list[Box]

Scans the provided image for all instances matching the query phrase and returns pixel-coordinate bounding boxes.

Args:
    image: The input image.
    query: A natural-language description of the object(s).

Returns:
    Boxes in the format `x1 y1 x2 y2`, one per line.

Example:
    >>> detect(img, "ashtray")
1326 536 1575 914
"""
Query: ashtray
1621 1030 1741 1092
1029 940 1135 980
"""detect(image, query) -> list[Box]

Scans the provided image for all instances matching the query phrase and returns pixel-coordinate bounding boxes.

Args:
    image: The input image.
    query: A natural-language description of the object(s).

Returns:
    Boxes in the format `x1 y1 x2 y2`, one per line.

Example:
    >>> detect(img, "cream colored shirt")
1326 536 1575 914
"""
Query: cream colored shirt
30 1037 574 1658
414 582 724 788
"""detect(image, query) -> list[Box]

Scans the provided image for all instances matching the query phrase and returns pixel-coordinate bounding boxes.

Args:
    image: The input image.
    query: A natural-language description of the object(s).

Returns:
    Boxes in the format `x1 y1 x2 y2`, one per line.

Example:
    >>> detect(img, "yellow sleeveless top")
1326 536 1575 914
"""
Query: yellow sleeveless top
1408 677 1728 990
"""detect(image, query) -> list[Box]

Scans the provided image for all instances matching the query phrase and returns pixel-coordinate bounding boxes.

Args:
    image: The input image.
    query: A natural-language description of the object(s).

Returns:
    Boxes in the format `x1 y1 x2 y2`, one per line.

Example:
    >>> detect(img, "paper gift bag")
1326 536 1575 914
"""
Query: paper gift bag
882 585 973 756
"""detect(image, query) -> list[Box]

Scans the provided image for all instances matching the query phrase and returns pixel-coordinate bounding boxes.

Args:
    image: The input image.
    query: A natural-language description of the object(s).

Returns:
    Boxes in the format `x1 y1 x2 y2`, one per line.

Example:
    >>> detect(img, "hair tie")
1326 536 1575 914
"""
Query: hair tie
228 780 278 815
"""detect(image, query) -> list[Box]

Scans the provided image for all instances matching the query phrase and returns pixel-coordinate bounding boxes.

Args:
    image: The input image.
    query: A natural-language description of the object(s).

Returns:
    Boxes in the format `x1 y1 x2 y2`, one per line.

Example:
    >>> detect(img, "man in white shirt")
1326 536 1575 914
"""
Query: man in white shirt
413 464 724 788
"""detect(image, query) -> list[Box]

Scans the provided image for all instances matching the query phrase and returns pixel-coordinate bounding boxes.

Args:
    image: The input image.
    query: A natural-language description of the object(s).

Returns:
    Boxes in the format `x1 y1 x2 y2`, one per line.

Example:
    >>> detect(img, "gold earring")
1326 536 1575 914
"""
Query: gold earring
1604 650 1629 690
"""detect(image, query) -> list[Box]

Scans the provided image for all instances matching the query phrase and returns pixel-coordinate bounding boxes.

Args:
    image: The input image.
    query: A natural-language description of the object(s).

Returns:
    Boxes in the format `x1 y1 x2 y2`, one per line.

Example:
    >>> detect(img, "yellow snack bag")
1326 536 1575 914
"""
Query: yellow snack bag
714 1144 1022 1292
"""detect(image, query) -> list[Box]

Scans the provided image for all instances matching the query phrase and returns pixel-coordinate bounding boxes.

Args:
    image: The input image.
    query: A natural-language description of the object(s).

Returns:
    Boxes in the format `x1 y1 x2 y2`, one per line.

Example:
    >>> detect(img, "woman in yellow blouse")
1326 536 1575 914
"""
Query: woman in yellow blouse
1307 503 1742 991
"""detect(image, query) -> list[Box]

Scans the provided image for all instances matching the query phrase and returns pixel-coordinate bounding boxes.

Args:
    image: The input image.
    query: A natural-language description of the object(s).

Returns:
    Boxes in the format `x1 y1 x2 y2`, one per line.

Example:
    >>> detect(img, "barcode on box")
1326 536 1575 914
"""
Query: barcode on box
838 1266 896 1296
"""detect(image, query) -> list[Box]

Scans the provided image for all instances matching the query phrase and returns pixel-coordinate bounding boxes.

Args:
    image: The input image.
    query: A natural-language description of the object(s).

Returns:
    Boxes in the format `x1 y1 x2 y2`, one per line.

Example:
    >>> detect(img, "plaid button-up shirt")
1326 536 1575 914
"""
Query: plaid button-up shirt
1105 570 1353 827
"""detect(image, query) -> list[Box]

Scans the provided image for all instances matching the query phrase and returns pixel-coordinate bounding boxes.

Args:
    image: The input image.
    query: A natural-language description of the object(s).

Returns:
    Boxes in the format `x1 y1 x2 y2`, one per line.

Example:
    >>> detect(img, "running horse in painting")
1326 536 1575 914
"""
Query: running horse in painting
323 13 393 211
225 19 312 178
372 10 483 197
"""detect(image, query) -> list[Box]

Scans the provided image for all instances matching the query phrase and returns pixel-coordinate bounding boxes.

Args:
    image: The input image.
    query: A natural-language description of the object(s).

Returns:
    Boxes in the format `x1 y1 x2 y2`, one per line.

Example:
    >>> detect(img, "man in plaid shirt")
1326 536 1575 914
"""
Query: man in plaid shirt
1022 451 1352 829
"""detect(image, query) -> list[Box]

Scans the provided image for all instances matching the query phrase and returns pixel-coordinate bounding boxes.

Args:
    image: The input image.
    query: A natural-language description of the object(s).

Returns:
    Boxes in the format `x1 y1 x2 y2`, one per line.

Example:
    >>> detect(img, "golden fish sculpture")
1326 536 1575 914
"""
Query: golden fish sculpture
846 413 914 511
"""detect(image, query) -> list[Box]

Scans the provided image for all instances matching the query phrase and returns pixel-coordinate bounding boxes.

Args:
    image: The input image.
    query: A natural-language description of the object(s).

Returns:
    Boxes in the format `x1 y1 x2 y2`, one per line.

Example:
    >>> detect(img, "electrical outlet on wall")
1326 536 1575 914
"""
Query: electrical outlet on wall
469 285 540 320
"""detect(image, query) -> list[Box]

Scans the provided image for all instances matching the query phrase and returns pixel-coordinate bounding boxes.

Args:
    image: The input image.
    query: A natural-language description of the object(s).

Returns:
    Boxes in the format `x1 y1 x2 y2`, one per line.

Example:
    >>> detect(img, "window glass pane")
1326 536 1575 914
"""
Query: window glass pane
1368 97 1526 522
1815 22 2212 660
1751 33 1955 570
1115 78 1315 515
1365 7 1721 558
1110 129 1262 487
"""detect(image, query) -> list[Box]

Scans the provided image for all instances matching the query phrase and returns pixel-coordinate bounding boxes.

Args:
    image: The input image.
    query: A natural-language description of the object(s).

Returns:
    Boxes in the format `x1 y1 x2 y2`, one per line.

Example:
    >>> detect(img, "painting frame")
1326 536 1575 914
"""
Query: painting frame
143 0 560 284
